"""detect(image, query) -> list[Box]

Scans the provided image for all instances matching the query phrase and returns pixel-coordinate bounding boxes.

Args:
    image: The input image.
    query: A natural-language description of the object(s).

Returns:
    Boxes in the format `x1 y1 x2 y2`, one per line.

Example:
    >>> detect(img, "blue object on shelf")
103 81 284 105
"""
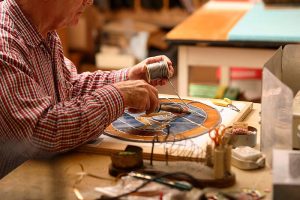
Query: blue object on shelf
229 3 300 42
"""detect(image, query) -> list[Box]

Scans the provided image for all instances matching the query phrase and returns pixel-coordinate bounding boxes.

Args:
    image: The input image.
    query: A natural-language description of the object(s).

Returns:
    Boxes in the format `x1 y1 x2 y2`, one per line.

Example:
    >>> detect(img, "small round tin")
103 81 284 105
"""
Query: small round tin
226 126 257 148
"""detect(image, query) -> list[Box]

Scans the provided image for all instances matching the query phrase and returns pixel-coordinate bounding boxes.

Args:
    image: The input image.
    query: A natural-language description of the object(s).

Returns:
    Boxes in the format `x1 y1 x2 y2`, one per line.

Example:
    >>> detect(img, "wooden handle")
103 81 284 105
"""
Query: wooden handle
159 104 190 114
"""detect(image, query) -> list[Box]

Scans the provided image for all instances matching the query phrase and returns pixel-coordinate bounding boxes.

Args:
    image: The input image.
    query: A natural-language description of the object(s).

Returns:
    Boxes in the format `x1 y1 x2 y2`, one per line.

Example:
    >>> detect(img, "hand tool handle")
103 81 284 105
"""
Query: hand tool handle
158 104 191 114
211 99 230 107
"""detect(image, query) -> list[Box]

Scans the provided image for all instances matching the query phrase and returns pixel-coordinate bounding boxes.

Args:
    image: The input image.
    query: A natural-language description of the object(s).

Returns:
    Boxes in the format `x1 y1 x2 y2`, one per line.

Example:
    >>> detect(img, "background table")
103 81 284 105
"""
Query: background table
166 1 300 96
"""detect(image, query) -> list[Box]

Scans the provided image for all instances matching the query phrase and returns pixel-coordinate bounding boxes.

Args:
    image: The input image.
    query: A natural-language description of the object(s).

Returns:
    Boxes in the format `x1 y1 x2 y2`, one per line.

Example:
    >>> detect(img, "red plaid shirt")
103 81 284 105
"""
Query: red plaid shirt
0 0 127 177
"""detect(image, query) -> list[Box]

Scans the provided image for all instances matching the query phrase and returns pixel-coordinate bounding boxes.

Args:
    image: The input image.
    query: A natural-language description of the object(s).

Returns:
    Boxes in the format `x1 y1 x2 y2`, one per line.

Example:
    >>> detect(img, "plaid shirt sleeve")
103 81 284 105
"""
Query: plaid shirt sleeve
63 57 129 97
0 55 125 154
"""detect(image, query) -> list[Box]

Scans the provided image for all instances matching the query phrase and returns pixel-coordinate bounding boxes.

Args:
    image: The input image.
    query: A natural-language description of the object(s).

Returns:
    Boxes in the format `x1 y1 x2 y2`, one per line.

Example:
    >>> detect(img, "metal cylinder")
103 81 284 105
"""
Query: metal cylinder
145 60 169 82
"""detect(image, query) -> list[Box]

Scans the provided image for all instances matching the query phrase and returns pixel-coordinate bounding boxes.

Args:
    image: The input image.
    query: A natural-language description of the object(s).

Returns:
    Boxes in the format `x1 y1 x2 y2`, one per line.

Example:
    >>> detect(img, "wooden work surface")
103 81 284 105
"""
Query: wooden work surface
0 101 272 200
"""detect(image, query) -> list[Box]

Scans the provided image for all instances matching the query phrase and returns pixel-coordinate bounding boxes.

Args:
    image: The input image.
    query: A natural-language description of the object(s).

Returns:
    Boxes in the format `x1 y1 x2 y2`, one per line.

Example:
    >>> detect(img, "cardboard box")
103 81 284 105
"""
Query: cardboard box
293 91 300 150
261 45 300 165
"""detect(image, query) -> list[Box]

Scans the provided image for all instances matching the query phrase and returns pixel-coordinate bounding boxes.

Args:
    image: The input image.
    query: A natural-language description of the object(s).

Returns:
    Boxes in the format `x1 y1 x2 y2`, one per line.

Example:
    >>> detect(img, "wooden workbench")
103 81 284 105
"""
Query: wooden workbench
0 101 272 199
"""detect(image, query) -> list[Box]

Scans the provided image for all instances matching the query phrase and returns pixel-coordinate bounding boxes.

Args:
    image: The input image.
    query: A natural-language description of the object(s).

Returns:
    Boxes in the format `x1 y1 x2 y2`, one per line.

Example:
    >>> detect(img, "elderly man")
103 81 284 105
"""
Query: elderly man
0 0 174 178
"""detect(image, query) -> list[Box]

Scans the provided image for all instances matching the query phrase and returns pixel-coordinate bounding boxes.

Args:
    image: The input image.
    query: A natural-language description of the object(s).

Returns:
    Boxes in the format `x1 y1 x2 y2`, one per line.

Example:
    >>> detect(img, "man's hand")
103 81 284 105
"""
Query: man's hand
128 55 174 86
113 80 159 114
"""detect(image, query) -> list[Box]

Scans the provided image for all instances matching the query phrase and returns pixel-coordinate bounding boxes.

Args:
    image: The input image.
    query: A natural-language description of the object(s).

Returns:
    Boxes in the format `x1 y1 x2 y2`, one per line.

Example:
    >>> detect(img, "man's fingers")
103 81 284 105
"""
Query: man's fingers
150 79 167 86
150 79 159 86
145 85 159 114
146 56 162 64
160 79 167 85
128 108 143 113
115 80 159 114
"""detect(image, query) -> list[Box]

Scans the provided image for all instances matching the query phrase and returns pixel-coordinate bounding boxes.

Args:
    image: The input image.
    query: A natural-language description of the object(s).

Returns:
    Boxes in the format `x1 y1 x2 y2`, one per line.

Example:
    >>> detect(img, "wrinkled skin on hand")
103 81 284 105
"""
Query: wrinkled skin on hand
128 55 174 86
113 80 159 114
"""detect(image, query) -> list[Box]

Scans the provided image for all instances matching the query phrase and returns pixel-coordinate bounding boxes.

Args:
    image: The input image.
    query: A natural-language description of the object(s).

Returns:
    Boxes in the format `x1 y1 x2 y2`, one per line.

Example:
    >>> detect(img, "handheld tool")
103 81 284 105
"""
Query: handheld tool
211 98 240 112
157 104 191 114
129 172 193 191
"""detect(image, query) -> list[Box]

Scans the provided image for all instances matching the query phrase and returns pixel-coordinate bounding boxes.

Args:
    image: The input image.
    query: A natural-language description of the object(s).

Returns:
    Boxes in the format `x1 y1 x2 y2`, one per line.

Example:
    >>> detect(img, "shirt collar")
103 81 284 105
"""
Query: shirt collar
4 0 45 47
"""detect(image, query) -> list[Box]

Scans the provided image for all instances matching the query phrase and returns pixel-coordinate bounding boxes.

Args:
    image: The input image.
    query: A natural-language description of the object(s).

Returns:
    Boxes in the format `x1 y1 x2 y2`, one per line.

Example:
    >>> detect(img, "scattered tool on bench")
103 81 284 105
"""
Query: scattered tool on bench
211 98 240 112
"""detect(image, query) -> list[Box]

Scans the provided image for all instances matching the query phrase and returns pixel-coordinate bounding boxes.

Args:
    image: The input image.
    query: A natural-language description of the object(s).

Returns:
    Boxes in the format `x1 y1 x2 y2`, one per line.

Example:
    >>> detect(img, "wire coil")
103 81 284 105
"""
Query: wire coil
146 60 169 82
146 60 192 112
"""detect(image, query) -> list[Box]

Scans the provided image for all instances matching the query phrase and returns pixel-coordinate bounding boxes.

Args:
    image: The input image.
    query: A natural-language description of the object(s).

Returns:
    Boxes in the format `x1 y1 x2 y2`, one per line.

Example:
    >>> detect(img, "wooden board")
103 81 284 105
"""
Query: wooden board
166 1 250 42
77 97 253 161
